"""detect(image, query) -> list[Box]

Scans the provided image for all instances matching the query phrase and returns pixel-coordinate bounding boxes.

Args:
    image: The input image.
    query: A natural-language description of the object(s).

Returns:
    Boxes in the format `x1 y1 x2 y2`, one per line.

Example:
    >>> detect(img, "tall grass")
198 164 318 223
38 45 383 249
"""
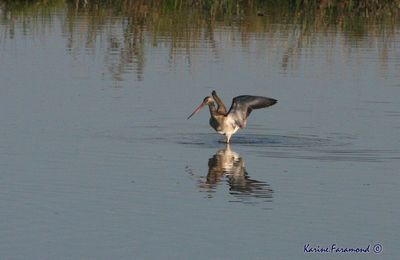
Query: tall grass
1 0 398 80
2 0 400 17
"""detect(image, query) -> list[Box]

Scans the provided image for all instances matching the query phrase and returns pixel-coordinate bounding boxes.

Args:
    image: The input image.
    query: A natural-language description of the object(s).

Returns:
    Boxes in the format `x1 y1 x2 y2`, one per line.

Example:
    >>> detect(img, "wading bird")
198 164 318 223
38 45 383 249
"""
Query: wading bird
187 91 277 143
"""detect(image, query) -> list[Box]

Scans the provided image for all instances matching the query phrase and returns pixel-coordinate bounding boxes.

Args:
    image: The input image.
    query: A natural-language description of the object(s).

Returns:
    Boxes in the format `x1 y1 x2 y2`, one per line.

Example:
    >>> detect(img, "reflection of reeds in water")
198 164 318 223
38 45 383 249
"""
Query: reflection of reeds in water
1 0 399 80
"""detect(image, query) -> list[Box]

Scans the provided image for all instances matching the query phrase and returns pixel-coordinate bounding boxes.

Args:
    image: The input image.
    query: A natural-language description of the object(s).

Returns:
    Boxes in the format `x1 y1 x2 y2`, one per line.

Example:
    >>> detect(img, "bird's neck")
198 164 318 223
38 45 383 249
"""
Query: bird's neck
208 103 218 117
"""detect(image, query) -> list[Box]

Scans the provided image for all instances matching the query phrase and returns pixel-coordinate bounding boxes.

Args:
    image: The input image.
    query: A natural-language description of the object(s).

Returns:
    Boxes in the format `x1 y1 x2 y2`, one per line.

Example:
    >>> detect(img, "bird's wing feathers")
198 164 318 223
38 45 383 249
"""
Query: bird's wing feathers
227 95 277 128
212 90 227 114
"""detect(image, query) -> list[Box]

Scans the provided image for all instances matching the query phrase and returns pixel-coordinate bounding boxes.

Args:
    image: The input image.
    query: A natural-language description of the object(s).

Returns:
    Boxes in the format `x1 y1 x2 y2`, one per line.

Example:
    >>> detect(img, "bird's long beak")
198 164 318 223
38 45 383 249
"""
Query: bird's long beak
187 101 206 119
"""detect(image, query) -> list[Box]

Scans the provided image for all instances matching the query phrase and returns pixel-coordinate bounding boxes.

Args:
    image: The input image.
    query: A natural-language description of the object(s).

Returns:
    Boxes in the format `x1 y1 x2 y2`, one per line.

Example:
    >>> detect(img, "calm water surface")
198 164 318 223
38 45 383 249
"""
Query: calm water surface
0 3 399 259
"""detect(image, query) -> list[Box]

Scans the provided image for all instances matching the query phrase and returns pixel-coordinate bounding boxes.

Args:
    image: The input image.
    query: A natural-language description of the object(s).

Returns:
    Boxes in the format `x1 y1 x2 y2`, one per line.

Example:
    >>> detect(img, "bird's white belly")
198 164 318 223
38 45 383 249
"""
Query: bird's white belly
220 125 239 135
220 117 240 135
210 116 240 135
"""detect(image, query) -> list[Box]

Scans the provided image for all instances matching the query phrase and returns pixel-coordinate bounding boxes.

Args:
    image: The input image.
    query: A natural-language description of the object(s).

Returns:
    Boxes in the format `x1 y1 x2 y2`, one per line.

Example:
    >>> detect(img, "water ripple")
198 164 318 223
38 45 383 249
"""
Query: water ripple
175 133 330 148
177 133 399 162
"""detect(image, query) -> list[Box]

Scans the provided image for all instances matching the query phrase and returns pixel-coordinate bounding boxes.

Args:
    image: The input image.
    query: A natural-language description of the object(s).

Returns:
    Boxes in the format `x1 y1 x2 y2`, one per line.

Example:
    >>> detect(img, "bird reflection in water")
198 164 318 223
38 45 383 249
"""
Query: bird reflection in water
188 145 273 205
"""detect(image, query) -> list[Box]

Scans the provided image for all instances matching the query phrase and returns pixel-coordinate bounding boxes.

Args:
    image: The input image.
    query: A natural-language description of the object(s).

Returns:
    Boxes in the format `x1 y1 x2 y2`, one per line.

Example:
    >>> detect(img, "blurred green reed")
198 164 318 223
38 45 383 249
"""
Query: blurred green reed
1 0 398 81
2 0 400 18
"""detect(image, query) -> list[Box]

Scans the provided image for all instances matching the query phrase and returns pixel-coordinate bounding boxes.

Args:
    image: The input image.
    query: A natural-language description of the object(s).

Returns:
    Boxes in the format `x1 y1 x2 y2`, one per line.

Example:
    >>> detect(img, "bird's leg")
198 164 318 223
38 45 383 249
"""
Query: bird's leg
225 134 232 143
224 142 232 151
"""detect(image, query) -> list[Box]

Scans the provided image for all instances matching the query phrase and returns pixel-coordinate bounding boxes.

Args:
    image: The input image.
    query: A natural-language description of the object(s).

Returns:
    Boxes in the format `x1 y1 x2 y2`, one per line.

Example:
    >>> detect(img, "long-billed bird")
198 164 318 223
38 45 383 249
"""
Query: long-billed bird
187 90 277 143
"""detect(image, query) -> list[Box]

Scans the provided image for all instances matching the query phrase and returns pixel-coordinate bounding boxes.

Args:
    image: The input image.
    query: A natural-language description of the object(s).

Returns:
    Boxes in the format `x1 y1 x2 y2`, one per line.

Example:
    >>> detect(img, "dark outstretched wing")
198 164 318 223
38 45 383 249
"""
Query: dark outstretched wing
212 90 227 115
227 95 277 128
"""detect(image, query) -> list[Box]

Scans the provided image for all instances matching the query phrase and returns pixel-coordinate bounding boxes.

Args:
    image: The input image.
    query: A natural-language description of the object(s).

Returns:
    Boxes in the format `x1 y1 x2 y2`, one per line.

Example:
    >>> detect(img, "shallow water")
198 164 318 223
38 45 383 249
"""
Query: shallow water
0 3 399 259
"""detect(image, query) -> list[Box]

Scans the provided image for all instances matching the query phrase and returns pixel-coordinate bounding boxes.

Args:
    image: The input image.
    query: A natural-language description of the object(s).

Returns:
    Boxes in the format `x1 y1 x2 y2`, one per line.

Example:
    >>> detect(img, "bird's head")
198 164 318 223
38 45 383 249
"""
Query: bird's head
203 96 215 105
187 96 215 119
